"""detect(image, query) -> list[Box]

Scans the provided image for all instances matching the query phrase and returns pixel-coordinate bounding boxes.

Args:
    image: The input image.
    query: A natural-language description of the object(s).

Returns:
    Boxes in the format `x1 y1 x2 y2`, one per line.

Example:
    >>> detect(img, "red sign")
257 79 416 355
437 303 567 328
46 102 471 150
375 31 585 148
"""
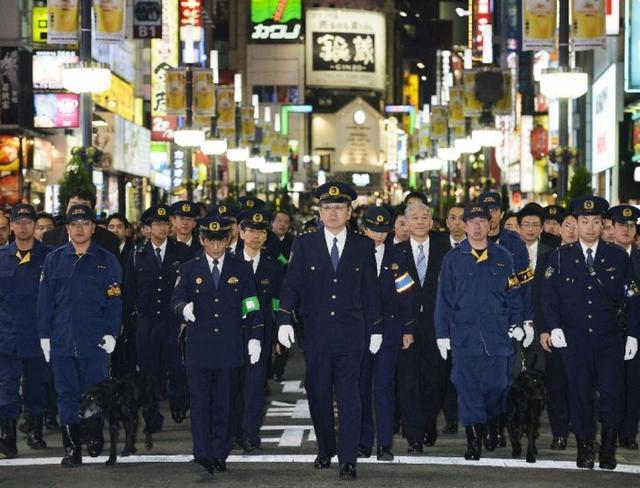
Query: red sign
179 0 202 30
473 0 492 54
33 93 79 128
151 115 178 141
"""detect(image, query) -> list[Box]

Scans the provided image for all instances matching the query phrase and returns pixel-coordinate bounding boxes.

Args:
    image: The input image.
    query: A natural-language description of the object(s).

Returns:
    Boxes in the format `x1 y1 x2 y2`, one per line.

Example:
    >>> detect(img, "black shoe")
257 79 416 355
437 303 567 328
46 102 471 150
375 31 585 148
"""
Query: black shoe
313 455 332 468
465 424 485 461
26 416 47 450
61 424 82 467
357 446 371 458
193 456 214 474
576 438 595 469
242 441 264 455
550 436 567 450
619 437 639 450
44 415 59 431
442 424 458 435
484 417 498 451
146 411 164 434
497 414 506 447
19 415 29 434
0 419 17 459
376 446 394 461
599 428 617 470
339 463 357 479
407 441 423 454
83 417 104 458
170 407 186 424
424 429 438 447
212 458 227 472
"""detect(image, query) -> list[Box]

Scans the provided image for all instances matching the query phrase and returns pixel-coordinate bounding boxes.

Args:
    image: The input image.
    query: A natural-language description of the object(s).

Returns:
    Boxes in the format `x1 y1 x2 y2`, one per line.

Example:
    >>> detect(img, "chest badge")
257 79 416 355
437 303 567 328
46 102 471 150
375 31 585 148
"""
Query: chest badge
195 277 203 285
260 278 270 285
228 276 239 285
545 266 554 279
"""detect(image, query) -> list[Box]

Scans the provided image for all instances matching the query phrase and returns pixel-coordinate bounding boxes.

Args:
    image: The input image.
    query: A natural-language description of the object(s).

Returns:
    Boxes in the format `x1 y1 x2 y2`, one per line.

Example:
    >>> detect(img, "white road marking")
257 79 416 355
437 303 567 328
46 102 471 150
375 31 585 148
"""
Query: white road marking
2 454 640 474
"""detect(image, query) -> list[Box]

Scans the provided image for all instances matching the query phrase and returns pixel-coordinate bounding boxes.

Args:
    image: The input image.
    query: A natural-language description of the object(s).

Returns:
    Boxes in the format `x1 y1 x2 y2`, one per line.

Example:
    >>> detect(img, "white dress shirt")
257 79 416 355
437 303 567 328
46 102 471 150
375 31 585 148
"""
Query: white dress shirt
205 252 225 274
244 250 261 274
410 236 430 272
228 239 238 254
324 227 347 258
579 240 599 262
527 240 539 271
152 238 168 262
449 235 463 248
375 243 384 277
178 236 193 247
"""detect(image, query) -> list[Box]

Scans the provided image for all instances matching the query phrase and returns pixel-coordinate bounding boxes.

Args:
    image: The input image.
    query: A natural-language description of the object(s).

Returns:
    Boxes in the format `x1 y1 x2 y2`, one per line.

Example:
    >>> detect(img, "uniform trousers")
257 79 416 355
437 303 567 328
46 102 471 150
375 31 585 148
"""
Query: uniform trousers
51 356 108 425
304 350 363 464
0 353 48 419
544 349 570 438
620 347 640 441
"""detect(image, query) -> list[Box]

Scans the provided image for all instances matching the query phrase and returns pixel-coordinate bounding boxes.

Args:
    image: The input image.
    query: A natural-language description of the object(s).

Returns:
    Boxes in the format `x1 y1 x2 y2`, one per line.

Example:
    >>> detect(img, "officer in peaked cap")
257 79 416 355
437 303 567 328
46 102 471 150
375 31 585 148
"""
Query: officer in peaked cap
230 208 286 454
358 206 414 461
542 195 640 470
608 204 640 450
124 204 192 429
171 215 264 475
171 201 202 257
210 203 242 254
476 192 533 448
541 205 565 248
238 196 266 210
277 181 382 479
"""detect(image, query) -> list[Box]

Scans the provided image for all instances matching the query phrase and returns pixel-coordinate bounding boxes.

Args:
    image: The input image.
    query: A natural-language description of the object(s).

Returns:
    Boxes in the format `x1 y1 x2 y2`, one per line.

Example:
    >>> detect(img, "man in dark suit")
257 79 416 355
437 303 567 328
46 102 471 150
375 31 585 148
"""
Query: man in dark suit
170 201 202 258
42 189 120 257
395 202 450 452
106 213 134 268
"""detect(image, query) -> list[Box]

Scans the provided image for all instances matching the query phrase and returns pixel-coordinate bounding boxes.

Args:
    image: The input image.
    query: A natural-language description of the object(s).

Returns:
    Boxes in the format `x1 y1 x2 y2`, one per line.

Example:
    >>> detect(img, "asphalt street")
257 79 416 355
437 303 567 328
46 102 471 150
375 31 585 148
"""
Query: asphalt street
2 349 639 487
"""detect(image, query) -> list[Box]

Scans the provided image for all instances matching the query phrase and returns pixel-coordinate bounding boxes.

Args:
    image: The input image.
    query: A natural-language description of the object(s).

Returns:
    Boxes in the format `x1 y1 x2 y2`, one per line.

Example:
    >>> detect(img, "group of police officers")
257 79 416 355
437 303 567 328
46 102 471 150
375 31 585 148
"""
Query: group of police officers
0 181 639 479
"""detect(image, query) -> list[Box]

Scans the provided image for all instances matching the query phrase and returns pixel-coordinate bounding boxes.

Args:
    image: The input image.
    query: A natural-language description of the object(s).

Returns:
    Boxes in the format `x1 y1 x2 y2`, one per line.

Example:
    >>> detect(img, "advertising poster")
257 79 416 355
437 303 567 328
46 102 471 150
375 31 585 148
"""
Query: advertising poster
430 106 449 141
93 0 126 43
216 86 236 129
463 70 483 117
591 64 617 173
34 93 80 128
0 48 20 125
241 106 256 142
32 50 79 90
249 0 302 42
192 68 215 116
522 0 556 51
572 0 606 50
47 0 78 44
165 69 187 115
0 135 20 172
448 86 465 128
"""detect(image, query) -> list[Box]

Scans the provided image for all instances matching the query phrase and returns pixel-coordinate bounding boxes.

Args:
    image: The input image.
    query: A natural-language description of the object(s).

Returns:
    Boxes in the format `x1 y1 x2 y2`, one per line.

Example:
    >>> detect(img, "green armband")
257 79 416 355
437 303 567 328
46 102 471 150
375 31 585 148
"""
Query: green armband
271 298 280 312
277 254 288 265
242 296 261 318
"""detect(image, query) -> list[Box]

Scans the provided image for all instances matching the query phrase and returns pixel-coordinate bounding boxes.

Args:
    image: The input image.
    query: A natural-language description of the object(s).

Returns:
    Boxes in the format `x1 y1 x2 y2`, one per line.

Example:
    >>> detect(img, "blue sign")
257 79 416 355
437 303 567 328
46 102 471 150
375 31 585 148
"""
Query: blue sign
625 0 640 92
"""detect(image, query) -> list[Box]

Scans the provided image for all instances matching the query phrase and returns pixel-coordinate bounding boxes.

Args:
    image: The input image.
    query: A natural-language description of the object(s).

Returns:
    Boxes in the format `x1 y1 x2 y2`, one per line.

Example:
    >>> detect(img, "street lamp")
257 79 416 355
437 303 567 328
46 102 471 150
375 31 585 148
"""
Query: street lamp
539 68 589 99
62 62 111 93
173 129 206 148
200 138 227 155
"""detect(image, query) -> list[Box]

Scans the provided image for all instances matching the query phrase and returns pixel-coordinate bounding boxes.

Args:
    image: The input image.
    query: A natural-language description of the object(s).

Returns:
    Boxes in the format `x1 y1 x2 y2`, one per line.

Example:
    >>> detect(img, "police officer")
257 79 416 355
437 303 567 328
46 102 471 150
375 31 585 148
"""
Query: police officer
435 202 524 462
37 205 122 467
124 205 192 426
237 195 284 260
171 200 202 257
542 196 640 470
608 204 640 450
210 202 242 254
278 182 382 479
233 208 285 453
358 207 414 461
171 215 264 475
542 205 564 248
477 191 534 448
0 205 52 458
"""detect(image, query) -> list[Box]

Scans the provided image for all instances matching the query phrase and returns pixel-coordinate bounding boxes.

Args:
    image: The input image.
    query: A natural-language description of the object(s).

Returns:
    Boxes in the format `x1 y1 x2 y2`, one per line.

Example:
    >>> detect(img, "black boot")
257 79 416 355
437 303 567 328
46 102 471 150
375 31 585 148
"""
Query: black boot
61 424 82 467
27 416 47 450
465 424 484 461
84 417 104 458
484 417 498 451
576 438 595 469
599 428 617 470
0 419 17 459
496 414 507 447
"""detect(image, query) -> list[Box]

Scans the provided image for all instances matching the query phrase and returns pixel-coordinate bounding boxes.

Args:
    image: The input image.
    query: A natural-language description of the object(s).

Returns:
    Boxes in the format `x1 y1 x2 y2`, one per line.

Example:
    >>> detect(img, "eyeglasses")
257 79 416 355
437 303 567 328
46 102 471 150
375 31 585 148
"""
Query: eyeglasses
321 204 349 212
520 222 541 229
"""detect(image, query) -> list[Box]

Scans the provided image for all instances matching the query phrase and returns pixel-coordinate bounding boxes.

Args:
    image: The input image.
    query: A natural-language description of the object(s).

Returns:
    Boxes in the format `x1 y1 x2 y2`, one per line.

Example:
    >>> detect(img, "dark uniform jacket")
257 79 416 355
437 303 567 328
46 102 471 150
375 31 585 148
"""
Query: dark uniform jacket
251 250 286 347
0 240 52 357
43 224 120 257
37 241 122 358
171 251 264 369
278 228 382 353
495 228 534 322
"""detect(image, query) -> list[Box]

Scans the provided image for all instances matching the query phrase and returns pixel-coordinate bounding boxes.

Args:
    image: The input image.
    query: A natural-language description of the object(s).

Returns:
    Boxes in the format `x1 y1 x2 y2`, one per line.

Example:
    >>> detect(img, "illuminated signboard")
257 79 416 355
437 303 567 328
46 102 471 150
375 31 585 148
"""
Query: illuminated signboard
249 0 302 42
32 50 78 90
34 93 80 128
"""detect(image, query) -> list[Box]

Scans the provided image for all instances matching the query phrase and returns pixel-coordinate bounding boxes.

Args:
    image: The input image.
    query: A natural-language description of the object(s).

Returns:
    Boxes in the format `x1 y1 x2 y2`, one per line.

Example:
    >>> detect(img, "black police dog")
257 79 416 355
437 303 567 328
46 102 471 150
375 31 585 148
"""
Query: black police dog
506 369 546 463
79 372 155 465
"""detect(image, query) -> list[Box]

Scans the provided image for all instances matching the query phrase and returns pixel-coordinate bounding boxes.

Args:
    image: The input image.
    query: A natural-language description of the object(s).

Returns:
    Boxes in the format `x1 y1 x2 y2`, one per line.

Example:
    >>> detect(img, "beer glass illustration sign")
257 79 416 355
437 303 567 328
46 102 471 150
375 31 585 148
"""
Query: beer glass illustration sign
48 0 79 44
572 0 606 50
522 0 556 51
94 0 126 43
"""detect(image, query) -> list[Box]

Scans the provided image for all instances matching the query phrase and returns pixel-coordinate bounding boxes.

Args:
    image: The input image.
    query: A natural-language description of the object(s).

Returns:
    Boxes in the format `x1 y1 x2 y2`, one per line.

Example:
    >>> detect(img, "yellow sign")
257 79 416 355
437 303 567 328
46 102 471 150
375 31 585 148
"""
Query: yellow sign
430 106 448 140
92 74 134 121
165 69 187 115
494 72 513 115
523 0 556 51
47 0 79 44
463 70 482 117
241 106 256 143
32 6 48 43
216 86 236 129
192 68 215 116
572 0 606 50
151 0 179 116
403 73 419 110
448 86 465 128
94 0 126 43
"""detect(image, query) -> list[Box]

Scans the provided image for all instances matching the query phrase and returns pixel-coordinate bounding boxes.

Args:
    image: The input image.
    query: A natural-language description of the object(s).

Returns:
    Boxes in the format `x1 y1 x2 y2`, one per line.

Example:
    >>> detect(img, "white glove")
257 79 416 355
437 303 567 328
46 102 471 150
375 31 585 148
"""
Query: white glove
625 336 638 361
369 334 383 355
508 325 525 342
99 335 116 354
278 325 295 349
248 339 262 365
550 328 568 348
437 338 451 360
523 320 535 349
40 338 50 363
183 302 195 323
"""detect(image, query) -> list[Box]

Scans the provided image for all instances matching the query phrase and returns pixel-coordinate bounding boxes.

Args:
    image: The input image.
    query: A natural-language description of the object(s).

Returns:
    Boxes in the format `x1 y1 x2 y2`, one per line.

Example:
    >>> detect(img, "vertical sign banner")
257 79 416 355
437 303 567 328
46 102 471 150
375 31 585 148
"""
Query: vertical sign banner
192 68 215 116
606 0 620 35
47 0 79 44
572 0 606 50
473 0 492 55
463 70 482 117
0 48 20 126
448 86 465 128
241 107 256 142
216 86 236 129
430 106 449 141
93 0 126 44
179 0 202 41
520 115 534 193
250 0 303 42
503 0 522 52
591 64 617 173
165 69 187 115
522 0 556 51
626 0 640 92
133 0 162 38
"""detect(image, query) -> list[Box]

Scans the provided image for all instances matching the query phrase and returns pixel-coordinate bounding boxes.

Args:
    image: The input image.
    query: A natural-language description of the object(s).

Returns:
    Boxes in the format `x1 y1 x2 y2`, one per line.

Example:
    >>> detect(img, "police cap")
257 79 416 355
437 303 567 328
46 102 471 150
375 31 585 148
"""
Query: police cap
197 215 233 240
11 204 36 222
170 200 199 218
570 196 609 217
239 208 272 230
463 203 491 222
66 205 95 224
315 182 357 204
608 204 640 224
363 206 392 232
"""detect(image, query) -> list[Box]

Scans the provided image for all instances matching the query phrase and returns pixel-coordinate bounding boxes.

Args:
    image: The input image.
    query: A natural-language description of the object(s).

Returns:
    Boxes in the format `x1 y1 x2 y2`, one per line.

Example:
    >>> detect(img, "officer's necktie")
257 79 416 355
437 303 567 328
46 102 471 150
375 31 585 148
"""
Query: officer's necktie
586 248 594 268
155 247 163 268
249 259 255 275
212 259 220 288
330 237 339 272
417 243 427 285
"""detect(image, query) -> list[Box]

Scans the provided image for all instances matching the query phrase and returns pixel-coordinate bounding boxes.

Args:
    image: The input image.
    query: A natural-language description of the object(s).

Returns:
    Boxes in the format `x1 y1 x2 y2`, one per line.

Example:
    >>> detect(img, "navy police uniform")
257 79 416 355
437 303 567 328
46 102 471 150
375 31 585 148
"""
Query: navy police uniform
124 205 192 423
542 196 640 469
358 207 414 459
171 201 202 257
278 182 382 473
171 216 264 470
